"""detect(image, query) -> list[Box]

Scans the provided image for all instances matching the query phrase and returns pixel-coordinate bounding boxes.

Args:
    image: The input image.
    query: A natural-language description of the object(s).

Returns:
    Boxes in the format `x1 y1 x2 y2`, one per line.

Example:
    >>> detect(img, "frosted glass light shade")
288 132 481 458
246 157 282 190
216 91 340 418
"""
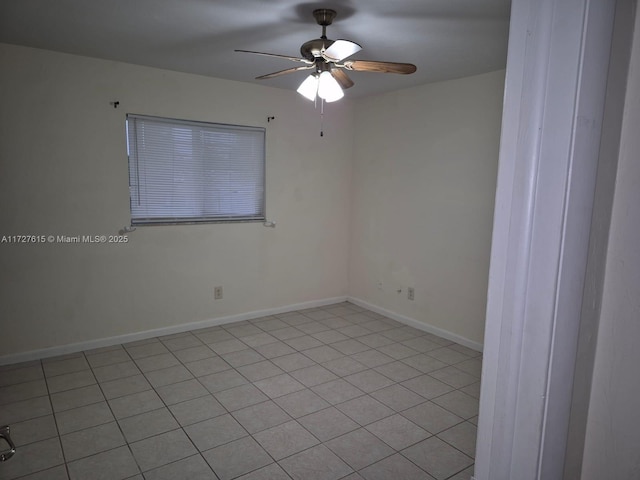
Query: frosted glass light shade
317 71 344 102
297 75 319 101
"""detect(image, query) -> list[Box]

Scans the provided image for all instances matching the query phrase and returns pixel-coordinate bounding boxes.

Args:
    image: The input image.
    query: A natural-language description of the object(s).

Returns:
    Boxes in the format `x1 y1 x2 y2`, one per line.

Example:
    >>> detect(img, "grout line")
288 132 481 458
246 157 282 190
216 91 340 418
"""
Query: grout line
40 358 73 480
83 346 144 478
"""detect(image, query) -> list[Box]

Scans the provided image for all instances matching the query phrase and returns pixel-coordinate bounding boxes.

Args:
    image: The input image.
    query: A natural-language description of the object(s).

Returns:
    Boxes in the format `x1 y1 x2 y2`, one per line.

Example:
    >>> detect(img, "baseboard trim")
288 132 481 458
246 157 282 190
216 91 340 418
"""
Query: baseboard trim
0 296 348 366
347 296 483 352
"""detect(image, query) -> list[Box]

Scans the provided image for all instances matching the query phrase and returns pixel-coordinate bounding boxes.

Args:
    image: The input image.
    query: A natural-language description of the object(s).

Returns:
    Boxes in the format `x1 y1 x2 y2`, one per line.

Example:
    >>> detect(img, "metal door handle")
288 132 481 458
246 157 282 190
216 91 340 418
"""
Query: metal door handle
0 425 16 462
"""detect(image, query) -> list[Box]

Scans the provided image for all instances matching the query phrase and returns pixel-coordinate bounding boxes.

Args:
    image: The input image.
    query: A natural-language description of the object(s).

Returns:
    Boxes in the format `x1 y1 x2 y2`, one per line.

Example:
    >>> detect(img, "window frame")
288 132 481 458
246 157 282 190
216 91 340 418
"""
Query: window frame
125 114 266 226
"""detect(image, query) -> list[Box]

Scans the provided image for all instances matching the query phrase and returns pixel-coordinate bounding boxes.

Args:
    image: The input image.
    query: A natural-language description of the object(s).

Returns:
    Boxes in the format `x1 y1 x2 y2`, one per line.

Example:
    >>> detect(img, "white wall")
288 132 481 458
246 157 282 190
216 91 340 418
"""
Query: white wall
0 44 353 358
0 44 504 359
349 71 504 346
580 4 640 478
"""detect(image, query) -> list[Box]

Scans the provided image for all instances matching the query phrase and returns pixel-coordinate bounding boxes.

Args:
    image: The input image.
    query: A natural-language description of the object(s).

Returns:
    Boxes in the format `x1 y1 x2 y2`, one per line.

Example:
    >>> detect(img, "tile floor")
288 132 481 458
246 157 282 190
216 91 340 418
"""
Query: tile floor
0 302 481 480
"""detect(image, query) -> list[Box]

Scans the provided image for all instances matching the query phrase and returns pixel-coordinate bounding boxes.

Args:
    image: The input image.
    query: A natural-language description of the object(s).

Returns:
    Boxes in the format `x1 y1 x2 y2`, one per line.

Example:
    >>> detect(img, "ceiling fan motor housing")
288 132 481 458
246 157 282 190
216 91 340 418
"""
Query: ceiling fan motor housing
300 38 334 62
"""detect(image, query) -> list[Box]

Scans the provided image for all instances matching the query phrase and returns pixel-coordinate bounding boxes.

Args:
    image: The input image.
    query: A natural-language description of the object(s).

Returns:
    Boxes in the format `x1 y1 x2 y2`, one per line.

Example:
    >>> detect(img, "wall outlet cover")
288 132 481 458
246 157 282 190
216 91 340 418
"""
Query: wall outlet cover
214 286 223 299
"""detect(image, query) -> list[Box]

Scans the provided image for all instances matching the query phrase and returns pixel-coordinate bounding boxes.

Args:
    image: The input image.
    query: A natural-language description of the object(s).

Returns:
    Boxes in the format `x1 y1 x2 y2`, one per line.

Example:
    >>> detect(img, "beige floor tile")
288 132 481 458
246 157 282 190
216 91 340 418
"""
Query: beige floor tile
100 374 151 400
343 369 394 393
129 429 197 471
0 437 64 479
0 380 48 405
290 365 339 387
198 368 248 394
298 407 360 442
172 345 217 363
279 444 353 480
125 342 169 359
365 414 430 450
401 375 454 399
118 408 179 443
431 390 479 419
231 400 292 434
402 437 473 480
203 436 271 480
428 366 478 389
160 334 204 351
10 414 58 447
336 395 394 426
437 421 478 458
61 421 125 461
43 357 89 378
311 379 364 404
108 390 163 420
274 388 330 418
322 357 368 377
93 361 141 383
169 395 226 426
214 383 269 411
183 414 247 451
11 465 69 480
325 428 394 470
0 396 52 425
370 384 425 411
350 350 394 368
0 365 44 388
236 360 284 382
144 364 194 388
360 454 436 480
85 348 131 368
402 401 464 434
55 401 114 434
270 353 316 372
143 454 215 480
252 373 306 398
220 348 265 367
155 378 209 405
253 420 318 460
184 356 231 377
134 353 180 373
46 370 96 394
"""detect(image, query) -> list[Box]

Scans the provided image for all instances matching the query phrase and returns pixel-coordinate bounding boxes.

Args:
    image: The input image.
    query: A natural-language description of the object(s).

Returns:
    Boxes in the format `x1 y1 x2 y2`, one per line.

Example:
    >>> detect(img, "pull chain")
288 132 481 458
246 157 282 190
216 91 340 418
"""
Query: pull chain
320 98 324 137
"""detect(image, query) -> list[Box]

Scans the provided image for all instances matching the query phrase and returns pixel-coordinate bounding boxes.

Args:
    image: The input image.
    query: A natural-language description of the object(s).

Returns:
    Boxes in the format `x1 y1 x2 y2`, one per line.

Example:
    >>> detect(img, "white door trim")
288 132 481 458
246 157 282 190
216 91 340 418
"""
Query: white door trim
474 0 617 478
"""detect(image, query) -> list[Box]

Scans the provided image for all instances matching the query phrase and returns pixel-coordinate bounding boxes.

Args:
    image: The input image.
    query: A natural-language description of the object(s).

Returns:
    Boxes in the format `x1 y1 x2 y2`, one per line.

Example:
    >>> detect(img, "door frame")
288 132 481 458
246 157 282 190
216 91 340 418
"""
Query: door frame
474 0 618 478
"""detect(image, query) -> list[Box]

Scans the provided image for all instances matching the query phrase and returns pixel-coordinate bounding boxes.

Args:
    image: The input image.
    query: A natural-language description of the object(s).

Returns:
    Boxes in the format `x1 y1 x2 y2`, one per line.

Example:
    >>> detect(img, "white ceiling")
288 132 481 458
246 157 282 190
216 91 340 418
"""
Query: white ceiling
0 0 511 98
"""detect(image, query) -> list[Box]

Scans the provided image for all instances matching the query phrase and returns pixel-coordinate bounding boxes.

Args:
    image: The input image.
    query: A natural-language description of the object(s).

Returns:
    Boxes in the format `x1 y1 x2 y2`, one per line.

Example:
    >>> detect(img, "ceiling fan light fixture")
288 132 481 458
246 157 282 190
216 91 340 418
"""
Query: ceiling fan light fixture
317 71 344 102
297 74 319 101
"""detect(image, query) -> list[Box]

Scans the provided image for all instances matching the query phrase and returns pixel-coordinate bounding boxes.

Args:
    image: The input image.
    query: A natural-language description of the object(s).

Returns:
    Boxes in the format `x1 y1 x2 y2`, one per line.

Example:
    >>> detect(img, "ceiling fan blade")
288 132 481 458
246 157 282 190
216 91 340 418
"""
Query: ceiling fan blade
331 68 355 89
256 65 315 80
322 39 362 62
342 60 417 74
235 49 313 64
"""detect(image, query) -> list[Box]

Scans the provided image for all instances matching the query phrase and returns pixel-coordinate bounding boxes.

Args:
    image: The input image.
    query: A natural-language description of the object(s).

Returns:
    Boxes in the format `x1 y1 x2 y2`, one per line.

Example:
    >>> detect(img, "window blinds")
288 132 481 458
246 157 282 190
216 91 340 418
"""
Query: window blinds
126 114 265 225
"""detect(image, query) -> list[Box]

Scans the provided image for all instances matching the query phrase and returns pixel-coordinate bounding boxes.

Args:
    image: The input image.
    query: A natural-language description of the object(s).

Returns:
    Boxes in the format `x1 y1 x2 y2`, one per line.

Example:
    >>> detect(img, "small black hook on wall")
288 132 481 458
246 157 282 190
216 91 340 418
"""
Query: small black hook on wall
110 101 120 109
267 116 275 123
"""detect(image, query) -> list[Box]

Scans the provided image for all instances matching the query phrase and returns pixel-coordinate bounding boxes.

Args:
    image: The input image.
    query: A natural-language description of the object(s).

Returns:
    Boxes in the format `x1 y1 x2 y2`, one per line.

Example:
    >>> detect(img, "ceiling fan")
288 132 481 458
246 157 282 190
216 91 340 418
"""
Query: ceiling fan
235 8 417 102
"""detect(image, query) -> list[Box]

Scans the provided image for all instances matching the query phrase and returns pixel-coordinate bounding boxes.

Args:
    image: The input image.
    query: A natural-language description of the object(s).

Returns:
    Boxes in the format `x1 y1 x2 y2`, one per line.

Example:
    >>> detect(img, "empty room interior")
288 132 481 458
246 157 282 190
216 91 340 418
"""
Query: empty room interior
1 1 639 479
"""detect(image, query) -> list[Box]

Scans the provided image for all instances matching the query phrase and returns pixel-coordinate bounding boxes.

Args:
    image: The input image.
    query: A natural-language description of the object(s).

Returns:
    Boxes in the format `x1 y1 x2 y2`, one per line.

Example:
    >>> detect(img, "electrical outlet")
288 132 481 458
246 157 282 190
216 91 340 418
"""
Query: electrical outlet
408 287 415 301
214 286 223 299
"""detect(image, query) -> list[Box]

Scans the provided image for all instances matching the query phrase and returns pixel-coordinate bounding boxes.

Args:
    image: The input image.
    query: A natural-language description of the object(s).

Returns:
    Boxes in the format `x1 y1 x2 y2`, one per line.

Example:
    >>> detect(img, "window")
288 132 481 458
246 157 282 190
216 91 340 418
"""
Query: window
126 114 265 225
